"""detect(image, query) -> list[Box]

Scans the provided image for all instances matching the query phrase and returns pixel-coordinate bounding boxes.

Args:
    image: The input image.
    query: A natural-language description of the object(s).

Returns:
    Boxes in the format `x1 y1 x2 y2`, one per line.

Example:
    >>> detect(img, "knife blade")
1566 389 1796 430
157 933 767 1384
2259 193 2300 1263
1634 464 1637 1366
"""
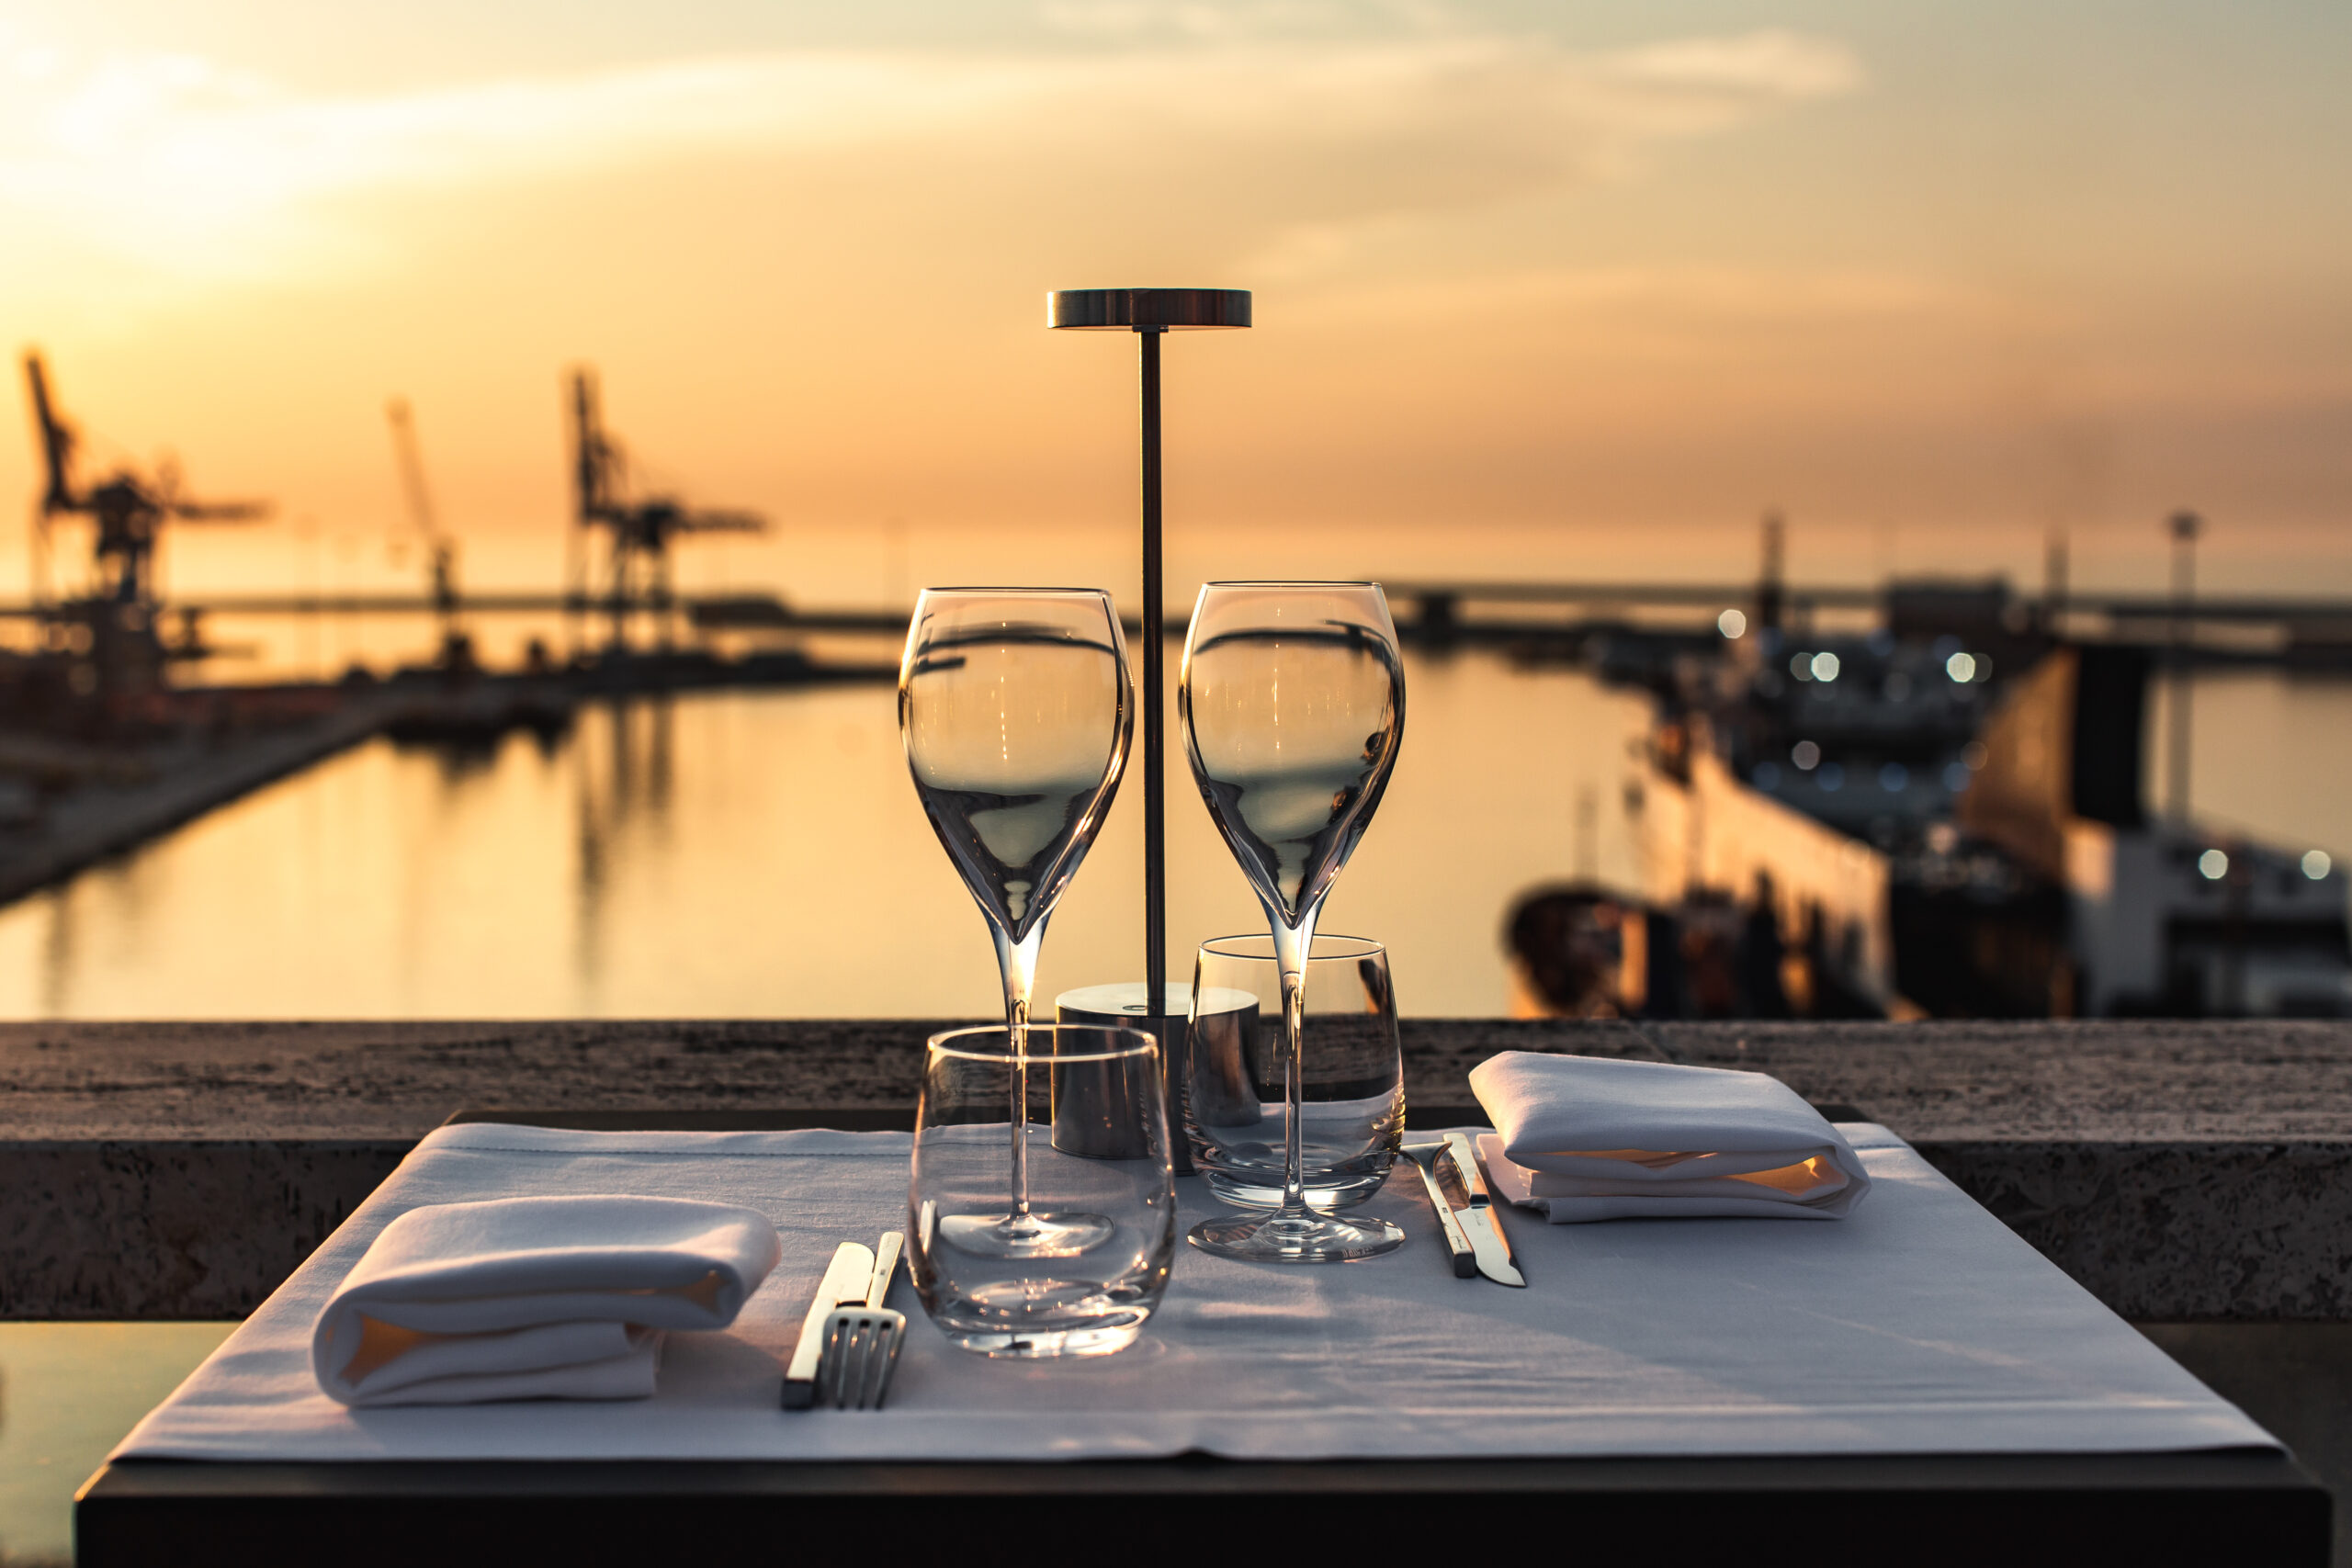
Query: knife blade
1443 1132 1525 1287
1400 1142 1477 1278
782 1240 876 1409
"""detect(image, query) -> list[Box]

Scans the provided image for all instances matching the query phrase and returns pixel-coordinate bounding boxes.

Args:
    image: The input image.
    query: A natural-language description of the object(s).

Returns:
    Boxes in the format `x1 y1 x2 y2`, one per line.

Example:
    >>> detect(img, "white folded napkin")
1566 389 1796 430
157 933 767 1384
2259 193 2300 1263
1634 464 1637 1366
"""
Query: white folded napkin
312 1194 782 1406
1468 1051 1871 1223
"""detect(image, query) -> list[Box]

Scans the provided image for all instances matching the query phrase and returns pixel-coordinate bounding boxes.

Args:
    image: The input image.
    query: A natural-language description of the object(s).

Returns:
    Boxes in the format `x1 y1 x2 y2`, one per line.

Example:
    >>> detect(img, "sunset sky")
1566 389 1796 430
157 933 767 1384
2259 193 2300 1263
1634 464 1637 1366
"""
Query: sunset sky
4 1 2346 606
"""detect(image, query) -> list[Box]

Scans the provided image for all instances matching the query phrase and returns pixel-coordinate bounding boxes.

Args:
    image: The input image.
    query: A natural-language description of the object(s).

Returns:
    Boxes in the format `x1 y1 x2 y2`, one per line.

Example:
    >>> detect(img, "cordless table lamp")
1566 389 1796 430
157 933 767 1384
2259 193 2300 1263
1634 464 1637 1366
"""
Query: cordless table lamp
1049 288 1251 1163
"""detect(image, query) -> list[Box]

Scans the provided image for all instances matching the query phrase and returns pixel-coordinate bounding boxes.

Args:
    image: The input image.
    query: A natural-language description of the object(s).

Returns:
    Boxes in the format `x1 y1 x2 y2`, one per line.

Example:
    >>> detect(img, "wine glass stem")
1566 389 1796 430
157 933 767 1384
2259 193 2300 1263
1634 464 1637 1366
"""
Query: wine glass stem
993 921 1046 1222
1269 909 1318 1220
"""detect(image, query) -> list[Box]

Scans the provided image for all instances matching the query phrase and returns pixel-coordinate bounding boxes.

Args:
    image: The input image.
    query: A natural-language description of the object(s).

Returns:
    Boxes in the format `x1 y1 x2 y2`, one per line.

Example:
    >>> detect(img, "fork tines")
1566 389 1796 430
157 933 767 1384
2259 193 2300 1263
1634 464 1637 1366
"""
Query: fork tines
820 1306 907 1410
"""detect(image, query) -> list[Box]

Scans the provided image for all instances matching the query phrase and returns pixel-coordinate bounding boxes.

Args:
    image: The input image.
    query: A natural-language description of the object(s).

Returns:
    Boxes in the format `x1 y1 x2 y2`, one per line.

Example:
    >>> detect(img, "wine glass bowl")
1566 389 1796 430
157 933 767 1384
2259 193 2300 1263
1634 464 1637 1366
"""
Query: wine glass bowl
900 589 1133 1258
1180 582 1407 1264
1181 584 1402 926
901 591 1133 946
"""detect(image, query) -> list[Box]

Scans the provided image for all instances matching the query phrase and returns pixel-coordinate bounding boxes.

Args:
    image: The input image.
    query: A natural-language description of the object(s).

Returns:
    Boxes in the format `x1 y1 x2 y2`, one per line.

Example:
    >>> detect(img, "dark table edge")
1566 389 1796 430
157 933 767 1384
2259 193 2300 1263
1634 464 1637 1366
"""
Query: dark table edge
84 1446 2321 1502
435 1106 1500 1133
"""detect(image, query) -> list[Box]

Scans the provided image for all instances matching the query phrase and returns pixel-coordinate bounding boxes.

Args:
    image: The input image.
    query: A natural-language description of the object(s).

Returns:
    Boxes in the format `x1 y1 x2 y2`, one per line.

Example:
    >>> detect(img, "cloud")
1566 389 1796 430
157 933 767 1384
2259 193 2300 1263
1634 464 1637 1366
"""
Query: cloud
1299 265 2019 328
1036 0 1451 39
0 28 1861 299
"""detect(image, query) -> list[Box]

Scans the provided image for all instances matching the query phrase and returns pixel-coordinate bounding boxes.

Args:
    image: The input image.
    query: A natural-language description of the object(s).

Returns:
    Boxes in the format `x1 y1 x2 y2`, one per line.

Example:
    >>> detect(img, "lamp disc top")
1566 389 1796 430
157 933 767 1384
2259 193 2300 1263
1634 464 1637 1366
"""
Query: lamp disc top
1049 288 1251 330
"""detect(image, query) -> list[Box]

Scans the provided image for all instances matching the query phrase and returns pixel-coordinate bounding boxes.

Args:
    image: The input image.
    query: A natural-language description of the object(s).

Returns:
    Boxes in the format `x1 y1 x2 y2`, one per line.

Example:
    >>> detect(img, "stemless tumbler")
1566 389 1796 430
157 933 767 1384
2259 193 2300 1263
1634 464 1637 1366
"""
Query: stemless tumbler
1186 933 1403 1211
910 1024 1176 1358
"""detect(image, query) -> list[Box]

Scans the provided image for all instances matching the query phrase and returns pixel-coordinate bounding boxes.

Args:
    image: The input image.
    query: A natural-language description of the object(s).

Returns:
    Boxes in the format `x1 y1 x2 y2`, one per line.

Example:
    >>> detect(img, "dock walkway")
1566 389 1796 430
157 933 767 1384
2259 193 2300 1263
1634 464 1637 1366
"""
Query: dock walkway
0 692 407 907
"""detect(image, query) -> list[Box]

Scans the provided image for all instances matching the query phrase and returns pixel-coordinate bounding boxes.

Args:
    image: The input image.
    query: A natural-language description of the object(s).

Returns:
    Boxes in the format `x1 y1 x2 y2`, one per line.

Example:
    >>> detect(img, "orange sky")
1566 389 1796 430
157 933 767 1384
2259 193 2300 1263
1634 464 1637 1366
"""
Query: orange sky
4 2 2347 605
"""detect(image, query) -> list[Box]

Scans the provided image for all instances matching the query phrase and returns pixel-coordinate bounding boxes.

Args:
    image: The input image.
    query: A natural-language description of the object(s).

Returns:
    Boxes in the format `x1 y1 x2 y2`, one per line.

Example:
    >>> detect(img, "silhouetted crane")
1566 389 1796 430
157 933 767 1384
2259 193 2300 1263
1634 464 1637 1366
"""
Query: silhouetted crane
566 367 762 652
385 397 469 669
22 350 271 699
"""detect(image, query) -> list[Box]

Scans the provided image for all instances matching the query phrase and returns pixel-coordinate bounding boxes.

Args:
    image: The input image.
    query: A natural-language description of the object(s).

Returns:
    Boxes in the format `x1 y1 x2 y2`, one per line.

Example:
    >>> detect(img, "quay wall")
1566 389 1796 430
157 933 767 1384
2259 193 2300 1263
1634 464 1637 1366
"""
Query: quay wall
1 1018 2346 1321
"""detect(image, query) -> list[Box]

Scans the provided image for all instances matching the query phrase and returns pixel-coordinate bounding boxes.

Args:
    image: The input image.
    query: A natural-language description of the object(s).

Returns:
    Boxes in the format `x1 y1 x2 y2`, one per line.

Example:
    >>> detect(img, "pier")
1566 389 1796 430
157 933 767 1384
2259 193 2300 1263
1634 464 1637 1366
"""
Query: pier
0 653 893 910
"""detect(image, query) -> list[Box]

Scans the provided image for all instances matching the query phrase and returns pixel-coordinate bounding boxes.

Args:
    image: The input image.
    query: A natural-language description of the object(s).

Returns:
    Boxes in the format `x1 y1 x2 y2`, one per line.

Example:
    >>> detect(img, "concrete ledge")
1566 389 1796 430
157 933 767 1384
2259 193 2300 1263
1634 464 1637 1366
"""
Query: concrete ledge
3 1020 2347 1320
1918 1140 2352 1322
0 1142 403 1319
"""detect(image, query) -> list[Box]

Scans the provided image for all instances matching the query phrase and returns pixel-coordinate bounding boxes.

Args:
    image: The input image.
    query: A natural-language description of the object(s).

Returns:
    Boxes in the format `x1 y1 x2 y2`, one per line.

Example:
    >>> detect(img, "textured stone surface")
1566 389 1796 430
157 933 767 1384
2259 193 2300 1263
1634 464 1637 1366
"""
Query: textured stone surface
0 1020 964 1140
0 1142 402 1319
1917 1140 2352 1322
3 1019 2348 1320
1641 1019 2352 1140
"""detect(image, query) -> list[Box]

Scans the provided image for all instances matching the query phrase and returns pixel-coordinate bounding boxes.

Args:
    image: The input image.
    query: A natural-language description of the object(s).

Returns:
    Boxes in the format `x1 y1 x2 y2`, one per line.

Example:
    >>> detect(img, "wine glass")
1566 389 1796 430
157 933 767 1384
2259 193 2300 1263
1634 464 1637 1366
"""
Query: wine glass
900 588 1133 1258
1180 581 1407 1262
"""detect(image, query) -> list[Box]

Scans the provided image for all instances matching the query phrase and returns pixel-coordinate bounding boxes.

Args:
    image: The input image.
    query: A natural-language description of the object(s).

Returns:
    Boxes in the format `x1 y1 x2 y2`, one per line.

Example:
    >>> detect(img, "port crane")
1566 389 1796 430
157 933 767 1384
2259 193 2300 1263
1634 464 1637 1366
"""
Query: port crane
384 397 469 668
22 351 271 698
566 368 763 653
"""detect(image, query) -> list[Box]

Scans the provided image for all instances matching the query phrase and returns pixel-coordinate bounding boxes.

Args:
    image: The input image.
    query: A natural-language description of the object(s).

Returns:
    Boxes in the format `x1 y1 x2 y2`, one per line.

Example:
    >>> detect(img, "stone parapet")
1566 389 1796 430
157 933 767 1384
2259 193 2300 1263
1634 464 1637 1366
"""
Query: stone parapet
3 1020 2346 1319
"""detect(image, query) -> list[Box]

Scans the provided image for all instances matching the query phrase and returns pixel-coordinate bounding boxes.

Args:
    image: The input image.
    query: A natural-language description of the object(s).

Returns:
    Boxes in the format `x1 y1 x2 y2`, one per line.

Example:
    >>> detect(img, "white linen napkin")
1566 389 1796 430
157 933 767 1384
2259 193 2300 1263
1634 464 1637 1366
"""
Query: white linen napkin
312 1194 782 1406
1468 1051 1871 1222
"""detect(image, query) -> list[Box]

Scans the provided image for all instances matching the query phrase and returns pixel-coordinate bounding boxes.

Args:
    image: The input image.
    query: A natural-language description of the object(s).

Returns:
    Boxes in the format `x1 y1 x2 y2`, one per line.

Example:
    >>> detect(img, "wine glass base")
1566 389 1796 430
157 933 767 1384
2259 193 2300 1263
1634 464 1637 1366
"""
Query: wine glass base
935 1314 1148 1359
938 1211 1114 1258
1187 1210 1405 1264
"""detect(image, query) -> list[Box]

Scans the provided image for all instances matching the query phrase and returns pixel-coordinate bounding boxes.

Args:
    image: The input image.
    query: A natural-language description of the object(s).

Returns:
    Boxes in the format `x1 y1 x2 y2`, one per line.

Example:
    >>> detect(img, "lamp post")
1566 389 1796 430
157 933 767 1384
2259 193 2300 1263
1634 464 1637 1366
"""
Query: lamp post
1048 288 1251 1104
2167 509 2199 824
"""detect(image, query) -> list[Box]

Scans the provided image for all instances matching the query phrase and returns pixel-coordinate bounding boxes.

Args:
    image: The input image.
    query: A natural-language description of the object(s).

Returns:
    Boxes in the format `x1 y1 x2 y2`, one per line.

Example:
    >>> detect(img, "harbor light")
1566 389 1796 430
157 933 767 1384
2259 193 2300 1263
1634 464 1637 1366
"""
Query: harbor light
2305 850 2333 880
1810 651 1840 682
2199 849 2229 880
1792 739 1821 771
1946 651 1978 682
1718 608 1747 638
1880 762 1909 793
1790 652 1813 681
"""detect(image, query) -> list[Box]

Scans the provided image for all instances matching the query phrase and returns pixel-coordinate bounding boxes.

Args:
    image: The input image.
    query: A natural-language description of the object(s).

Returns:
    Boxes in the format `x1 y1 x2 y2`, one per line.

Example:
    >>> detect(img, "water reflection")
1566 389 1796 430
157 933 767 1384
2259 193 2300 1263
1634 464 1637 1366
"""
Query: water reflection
36 889 70 1018
0 658 2335 1019
573 697 677 1002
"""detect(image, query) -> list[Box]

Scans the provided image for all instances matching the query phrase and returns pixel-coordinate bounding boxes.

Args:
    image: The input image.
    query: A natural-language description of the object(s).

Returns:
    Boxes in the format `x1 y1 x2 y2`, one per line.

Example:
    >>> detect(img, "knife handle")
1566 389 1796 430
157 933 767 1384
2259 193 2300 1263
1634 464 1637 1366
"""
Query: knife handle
783 1241 876 1408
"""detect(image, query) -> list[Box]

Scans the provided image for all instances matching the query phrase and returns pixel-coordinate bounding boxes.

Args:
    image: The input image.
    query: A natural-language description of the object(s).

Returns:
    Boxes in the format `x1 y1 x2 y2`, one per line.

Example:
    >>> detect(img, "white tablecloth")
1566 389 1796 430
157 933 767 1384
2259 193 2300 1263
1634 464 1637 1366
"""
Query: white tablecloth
117 1122 2276 1463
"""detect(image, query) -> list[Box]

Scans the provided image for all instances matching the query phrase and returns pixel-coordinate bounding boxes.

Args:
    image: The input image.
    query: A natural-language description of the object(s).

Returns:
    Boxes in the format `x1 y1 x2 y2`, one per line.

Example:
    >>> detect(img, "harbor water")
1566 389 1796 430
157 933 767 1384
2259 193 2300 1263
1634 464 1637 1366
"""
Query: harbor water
0 646 2339 1019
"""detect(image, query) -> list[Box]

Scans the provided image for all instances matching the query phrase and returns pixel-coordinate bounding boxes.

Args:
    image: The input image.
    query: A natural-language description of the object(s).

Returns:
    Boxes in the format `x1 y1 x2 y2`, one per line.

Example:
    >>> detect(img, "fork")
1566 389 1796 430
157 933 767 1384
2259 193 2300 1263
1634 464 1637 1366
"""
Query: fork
1400 1140 1478 1277
818 1230 906 1410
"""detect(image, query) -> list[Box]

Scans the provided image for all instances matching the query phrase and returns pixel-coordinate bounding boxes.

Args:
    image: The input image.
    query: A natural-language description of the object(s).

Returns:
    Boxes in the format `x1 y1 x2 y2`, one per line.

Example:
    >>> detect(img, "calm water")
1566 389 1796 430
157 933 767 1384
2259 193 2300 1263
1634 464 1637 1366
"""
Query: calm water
0 649 1657 1018
0 651 2339 1019
0 1322 236 1564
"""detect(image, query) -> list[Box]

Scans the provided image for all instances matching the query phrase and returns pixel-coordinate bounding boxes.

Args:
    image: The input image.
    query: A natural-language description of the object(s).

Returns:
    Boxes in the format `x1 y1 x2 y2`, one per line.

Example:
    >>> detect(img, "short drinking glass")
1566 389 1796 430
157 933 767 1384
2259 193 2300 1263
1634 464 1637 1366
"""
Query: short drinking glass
1187 934 1403 1210
910 1024 1177 1358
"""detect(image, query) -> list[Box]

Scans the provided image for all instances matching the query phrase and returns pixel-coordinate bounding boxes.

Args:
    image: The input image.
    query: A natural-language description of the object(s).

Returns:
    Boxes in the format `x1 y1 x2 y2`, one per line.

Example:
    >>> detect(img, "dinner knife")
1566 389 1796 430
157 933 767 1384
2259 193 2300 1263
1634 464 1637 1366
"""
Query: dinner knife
782 1240 877 1409
1442 1132 1526 1287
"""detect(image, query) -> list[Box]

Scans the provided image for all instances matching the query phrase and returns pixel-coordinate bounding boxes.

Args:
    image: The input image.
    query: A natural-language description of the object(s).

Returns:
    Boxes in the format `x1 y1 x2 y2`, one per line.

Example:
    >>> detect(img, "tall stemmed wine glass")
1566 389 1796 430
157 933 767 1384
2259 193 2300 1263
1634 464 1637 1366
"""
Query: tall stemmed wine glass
1181 581 1406 1262
901 589 1134 1258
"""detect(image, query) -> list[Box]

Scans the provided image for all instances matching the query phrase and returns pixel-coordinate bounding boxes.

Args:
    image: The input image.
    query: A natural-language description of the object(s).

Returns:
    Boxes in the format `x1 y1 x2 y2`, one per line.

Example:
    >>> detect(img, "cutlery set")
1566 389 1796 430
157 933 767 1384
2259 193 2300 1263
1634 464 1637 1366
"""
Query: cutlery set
1401 1134 1524 1287
784 1134 1515 1410
782 1230 907 1411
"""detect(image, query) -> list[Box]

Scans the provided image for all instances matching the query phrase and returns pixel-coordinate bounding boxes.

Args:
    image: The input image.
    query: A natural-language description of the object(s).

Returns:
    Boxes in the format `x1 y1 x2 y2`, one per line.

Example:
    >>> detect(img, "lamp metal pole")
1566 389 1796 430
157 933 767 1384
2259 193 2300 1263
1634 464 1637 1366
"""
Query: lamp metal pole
1048 288 1250 1028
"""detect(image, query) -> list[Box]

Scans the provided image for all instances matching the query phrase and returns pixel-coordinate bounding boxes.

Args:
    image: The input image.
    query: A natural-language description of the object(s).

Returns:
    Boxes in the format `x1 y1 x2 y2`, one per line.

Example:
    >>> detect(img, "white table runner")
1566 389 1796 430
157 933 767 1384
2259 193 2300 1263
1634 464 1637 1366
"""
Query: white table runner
117 1122 2276 1463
